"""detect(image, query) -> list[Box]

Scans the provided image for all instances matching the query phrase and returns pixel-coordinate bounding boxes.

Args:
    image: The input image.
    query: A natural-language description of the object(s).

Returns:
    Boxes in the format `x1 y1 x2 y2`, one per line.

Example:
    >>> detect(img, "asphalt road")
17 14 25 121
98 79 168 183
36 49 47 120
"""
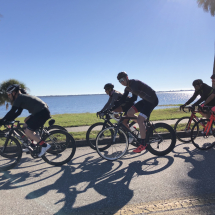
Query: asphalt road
1 140 215 215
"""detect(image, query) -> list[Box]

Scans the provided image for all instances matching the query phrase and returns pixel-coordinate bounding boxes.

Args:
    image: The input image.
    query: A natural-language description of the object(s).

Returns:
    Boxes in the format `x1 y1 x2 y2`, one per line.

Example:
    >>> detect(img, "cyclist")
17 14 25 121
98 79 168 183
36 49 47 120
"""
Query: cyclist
0 84 51 157
97 83 135 142
202 74 215 109
116 71 159 153
180 79 214 118
97 83 134 116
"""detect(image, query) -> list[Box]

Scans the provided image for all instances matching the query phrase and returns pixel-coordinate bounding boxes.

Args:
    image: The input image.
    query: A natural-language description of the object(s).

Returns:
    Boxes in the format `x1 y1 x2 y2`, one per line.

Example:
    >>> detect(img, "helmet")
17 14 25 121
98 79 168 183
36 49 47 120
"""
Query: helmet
104 83 114 90
211 74 215 79
6 84 20 94
192 79 203 87
117 71 127 80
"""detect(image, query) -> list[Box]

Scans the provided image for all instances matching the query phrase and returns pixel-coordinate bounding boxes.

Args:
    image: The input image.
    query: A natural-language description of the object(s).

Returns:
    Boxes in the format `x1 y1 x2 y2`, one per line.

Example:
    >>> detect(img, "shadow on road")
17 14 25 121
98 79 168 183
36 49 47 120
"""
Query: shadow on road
0 150 174 214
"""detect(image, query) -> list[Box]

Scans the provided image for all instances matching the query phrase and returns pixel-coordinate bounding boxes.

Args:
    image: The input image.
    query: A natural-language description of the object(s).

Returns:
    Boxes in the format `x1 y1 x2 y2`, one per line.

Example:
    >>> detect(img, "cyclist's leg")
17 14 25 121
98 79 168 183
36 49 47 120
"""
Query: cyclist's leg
25 108 51 157
121 101 135 129
131 100 158 153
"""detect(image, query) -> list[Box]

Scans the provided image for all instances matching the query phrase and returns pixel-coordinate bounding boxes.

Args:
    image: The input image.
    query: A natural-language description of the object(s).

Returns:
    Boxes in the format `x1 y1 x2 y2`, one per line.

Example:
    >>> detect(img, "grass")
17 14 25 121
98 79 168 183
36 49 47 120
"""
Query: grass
0 107 203 140
1 107 201 128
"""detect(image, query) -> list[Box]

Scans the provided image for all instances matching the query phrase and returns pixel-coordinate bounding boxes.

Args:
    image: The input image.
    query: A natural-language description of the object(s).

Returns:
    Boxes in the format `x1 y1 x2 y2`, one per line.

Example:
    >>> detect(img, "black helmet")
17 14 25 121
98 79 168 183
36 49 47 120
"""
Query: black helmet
117 71 127 80
6 84 20 94
104 83 114 90
192 79 203 87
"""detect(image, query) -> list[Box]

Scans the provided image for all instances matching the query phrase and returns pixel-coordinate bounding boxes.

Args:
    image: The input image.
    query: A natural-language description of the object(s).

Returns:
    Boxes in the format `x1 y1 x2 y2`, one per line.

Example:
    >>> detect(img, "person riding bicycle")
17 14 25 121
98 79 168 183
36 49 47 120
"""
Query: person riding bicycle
180 79 215 118
0 84 51 157
97 83 134 117
97 83 135 143
116 71 159 153
201 75 215 112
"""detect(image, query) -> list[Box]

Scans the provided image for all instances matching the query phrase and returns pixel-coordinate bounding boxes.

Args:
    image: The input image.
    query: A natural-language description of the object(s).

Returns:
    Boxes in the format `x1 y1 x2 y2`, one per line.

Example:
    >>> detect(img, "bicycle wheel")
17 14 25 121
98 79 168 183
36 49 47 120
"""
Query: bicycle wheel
86 122 109 150
47 125 67 132
174 117 198 143
0 134 22 171
96 127 128 161
146 123 176 156
191 119 215 150
42 130 76 166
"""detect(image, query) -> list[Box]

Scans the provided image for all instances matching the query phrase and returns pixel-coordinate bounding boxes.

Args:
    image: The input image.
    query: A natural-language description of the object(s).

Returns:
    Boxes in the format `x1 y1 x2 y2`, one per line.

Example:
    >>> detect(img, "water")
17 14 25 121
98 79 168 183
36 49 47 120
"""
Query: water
0 90 198 117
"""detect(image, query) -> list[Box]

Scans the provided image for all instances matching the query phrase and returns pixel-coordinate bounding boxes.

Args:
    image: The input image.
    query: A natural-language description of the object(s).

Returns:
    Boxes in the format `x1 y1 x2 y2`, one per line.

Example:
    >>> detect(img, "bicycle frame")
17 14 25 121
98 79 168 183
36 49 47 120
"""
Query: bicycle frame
183 107 202 130
201 111 215 136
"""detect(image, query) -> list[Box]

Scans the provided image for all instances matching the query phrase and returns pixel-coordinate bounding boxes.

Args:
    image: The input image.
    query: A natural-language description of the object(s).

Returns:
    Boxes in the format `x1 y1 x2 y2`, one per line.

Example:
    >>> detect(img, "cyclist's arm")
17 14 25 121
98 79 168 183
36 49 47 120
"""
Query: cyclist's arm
192 97 205 107
105 93 121 111
116 90 129 107
204 93 215 106
184 91 199 106
100 97 112 112
2 106 23 122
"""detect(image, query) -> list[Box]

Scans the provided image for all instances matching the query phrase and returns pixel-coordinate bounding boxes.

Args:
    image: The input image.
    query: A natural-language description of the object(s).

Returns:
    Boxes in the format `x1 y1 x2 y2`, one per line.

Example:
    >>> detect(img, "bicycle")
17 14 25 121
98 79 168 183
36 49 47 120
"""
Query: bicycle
95 112 176 161
0 120 76 172
86 110 139 150
174 106 201 143
191 106 215 150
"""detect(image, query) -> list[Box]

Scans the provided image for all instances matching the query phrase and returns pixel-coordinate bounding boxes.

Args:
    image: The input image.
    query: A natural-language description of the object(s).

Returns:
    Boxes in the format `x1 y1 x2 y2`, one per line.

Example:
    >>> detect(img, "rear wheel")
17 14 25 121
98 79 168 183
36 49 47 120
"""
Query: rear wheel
146 123 176 156
174 117 197 143
96 127 128 161
42 130 76 166
191 119 215 150
0 134 22 171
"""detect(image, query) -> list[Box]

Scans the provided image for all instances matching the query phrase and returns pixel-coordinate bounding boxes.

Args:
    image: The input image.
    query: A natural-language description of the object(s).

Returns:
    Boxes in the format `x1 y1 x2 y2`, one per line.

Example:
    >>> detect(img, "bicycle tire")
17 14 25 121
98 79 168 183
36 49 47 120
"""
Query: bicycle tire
86 122 110 150
96 127 128 161
47 125 67 132
174 117 198 143
41 130 76 166
0 134 22 171
191 119 215 150
146 123 176 156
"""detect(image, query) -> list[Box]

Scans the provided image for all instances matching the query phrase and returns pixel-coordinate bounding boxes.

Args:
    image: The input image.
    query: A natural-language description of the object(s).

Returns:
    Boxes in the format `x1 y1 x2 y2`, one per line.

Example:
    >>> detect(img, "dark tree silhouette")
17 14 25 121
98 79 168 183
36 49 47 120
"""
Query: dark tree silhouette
0 79 28 107
197 0 215 16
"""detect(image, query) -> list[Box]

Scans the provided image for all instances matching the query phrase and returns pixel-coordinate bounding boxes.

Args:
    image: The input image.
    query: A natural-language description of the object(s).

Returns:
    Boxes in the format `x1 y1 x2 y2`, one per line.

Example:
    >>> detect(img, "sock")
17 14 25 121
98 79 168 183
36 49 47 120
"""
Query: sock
140 139 145 146
38 140 47 147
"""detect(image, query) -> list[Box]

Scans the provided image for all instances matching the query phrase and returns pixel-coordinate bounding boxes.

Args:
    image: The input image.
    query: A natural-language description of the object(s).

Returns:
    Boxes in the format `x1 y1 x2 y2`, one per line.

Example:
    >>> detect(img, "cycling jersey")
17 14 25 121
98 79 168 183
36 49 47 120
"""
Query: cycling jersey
100 90 122 112
2 94 49 122
185 83 213 106
119 79 158 105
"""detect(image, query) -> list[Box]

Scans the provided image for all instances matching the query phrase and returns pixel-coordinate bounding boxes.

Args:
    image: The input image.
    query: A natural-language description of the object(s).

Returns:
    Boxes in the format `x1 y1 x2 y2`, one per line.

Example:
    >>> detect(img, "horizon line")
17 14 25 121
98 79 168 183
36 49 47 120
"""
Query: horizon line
37 89 194 97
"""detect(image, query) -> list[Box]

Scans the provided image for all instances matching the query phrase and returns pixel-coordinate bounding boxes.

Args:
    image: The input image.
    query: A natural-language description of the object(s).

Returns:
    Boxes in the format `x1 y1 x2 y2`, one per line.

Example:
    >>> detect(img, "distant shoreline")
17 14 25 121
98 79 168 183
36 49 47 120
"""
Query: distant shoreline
39 89 194 97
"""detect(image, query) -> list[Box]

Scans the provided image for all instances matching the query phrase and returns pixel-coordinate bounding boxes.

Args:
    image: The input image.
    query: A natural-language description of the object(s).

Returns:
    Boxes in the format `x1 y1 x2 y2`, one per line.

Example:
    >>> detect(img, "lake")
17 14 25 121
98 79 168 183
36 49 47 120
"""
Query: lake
0 90 198 117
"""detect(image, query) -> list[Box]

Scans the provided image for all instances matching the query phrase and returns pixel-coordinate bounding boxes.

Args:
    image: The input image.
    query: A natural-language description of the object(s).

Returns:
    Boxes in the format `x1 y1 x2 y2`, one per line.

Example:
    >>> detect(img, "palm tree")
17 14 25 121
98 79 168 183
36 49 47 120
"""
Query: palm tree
197 0 215 16
0 79 28 108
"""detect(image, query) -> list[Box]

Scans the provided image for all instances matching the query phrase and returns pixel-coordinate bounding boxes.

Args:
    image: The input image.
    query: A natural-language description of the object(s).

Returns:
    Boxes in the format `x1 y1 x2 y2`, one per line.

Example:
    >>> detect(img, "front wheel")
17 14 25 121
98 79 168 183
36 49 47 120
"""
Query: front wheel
174 117 197 143
42 130 76 166
0 134 22 171
146 123 176 156
96 127 128 161
191 119 215 150
86 122 109 150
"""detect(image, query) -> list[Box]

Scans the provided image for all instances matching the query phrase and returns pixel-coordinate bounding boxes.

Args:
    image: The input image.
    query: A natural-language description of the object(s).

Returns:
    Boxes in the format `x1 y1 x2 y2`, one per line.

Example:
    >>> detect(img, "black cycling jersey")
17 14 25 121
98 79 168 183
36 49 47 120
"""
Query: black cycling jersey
185 83 213 106
101 90 131 112
2 94 49 122
118 79 158 106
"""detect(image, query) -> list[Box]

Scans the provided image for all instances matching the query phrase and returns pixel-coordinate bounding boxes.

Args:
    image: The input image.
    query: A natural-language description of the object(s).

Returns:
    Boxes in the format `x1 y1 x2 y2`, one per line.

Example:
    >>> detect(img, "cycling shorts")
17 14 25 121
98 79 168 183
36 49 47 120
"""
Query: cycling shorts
132 98 158 119
26 108 51 131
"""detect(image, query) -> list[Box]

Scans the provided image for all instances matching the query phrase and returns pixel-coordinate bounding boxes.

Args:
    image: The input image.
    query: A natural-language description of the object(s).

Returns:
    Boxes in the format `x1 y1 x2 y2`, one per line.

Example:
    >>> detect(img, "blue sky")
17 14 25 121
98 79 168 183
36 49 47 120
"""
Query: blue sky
0 0 215 96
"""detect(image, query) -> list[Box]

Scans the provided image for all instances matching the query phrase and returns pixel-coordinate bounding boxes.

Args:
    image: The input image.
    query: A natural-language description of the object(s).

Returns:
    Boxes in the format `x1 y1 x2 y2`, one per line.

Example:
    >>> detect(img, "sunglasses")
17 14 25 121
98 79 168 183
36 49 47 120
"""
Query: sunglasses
119 78 125 83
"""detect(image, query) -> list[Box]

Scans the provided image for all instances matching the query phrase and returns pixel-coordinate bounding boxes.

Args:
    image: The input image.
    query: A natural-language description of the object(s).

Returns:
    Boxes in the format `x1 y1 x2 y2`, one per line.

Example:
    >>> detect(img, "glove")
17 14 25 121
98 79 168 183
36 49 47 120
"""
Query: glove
96 112 101 118
179 104 186 111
